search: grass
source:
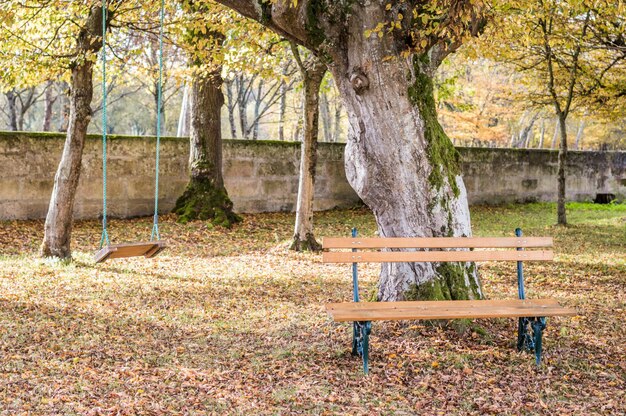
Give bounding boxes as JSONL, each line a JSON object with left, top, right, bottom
{"left": 0, "top": 202, "right": 624, "bottom": 415}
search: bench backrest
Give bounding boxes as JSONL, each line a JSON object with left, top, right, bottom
{"left": 323, "top": 237, "right": 553, "bottom": 263}
{"left": 323, "top": 229, "right": 552, "bottom": 302}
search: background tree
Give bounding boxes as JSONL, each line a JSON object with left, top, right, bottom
{"left": 173, "top": 2, "right": 241, "bottom": 227}
{"left": 289, "top": 43, "right": 326, "bottom": 251}
{"left": 477, "top": 0, "right": 626, "bottom": 224}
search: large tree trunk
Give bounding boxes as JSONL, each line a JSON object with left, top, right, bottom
{"left": 330, "top": 58, "right": 480, "bottom": 301}
{"left": 290, "top": 45, "right": 325, "bottom": 251}
{"left": 173, "top": 47, "right": 240, "bottom": 227}
{"left": 41, "top": 6, "right": 106, "bottom": 259}
{"left": 213, "top": 0, "right": 483, "bottom": 301}
{"left": 557, "top": 115, "right": 568, "bottom": 225}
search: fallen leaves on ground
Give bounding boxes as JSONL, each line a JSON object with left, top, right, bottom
{"left": 0, "top": 203, "right": 624, "bottom": 415}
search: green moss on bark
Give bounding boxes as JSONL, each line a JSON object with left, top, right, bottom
{"left": 290, "top": 232, "right": 322, "bottom": 252}
{"left": 407, "top": 55, "right": 460, "bottom": 196}
{"left": 173, "top": 179, "right": 241, "bottom": 227}
{"left": 404, "top": 262, "right": 482, "bottom": 301}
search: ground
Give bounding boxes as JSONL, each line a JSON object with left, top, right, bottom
{"left": 0, "top": 203, "right": 624, "bottom": 415}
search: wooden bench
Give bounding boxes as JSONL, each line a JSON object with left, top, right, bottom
{"left": 323, "top": 228, "right": 577, "bottom": 374}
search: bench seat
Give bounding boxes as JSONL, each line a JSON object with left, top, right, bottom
{"left": 326, "top": 298, "right": 577, "bottom": 322}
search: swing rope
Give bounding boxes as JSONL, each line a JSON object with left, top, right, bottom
{"left": 100, "top": 2, "right": 110, "bottom": 249}
{"left": 151, "top": 0, "right": 165, "bottom": 242}
{"left": 99, "top": 0, "right": 165, "bottom": 248}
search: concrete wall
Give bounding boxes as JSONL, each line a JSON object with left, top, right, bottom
{"left": 459, "top": 147, "right": 626, "bottom": 204}
{"left": 0, "top": 132, "right": 624, "bottom": 220}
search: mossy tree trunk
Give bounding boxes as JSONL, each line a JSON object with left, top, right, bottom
{"left": 290, "top": 43, "right": 326, "bottom": 252}
{"left": 41, "top": 6, "right": 108, "bottom": 259}
{"left": 213, "top": 0, "right": 484, "bottom": 301}
{"left": 174, "top": 33, "right": 240, "bottom": 227}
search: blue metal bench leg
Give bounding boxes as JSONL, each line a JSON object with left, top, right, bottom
{"left": 518, "top": 316, "right": 546, "bottom": 366}
{"left": 531, "top": 317, "right": 546, "bottom": 366}
{"left": 352, "top": 321, "right": 372, "bottom": 374}
{"left": 517, "top": 317, "right": 533, "bottom": 352}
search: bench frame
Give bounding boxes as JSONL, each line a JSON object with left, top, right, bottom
{"left": 327, "top": 228, "right": 568, "bottom": 374}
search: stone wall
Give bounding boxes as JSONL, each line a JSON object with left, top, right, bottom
{"left": 0, "top": 132, "right": 624, "bottom": 220}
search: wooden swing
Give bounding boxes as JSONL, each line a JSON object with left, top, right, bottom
{"left": 94, "top": 1, "right": 167, "bottom": 264}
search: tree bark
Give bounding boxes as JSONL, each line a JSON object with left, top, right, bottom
{"left": 173, "top": 37, "right": 240, "bottom": 227}
{"left": 213, "top": 0, "right": 484, "bottom": 301}
{"left": 41, "top": 6, "right": 107, "bottom": 259}
{"left": 290, "top": 44, "right": 325, "bottom": 251}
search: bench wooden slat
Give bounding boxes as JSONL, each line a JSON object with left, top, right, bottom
{"left": 322, "top": 250, "right": 554, "bottom": 263}
{"left": 323, "top": 237, "right": 553, "bottom": 249}
{"left": 326, "top": 299, "right": 577, "bottom": 322}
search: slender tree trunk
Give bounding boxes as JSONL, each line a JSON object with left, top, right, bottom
{"left": 574, "top": 118, "right": 585, "bottom": 150}
{"left": 293, "top": 93, "right": 303, "bottom": 141}
{"left": 224, "top": 78, "right": 238, "bottom": 138}
{"left": 17, "top": 108, "right": 25, "bottom": 131}
{"left": 551, "top": 117, "right": 559, "bottom": 149}
{"left": 252, "top": 79, "right": 263, "bottom": 140}
{"left": 6, "top": 90, "right": 18, "bottom": 131}
{"left": 278, "top": 69, "right": 288, "bottom": 141}
{"left": 319, "top": 90, "right": 332, "bottom": 142}
{"left": 177, "top": 84, "right": 190, "bottom": 137}
{"left": 557, "top": 115, "right": 568, "bottom": 225}
{"left": 41, "top": 6, "right": 106, "bottom": 259}
{"left": 58, "top": 82, "right": 70, "bottom": 132}
{"left": 290, "top": 45, "right": 325, "bottom": 251}
{"left": 43, "top": 82, "right": 57, "bottom": 132}
{"left": 538, "top": 119, "right": 545, "bottom": 148}
{"left": 236, "top": 75, "right": 249, "bottom": 139}
{"left": 173, "top": 36, "right": 240, "bottom": 227}
{"left": 332, "top": 100, "right": 342, "bottom": 142}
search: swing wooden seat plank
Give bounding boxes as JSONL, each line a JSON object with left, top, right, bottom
{"left": 323, "top": 228, "right": 577, "bottom": 374}
{"left": 94, "top": 240, "right": 167, "bottom": 263}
